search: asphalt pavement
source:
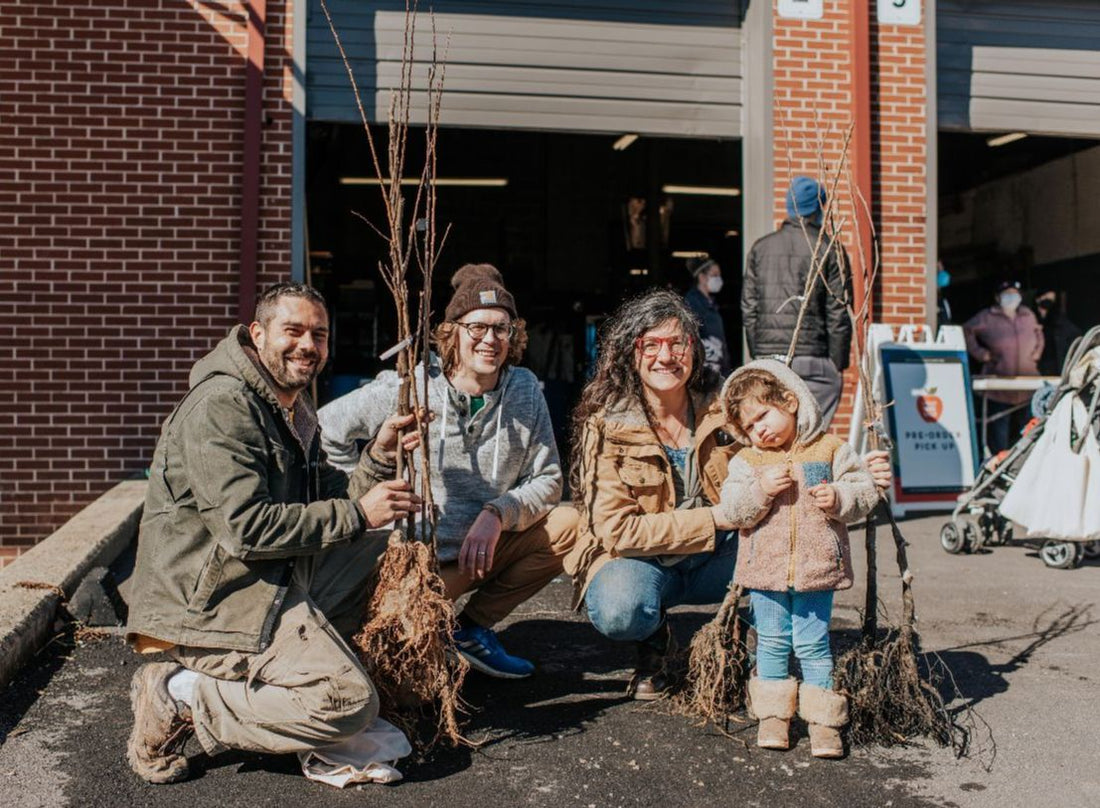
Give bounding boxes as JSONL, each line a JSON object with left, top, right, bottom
{"left": 1, "top": 513, "right": 1098, "bottom": 808}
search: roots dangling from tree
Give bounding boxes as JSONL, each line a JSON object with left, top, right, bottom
{"left": 351, "top": 532, "right": 470, "bottom": 748}
{"left": 834, "top": 505, "right": 970, "bottom": 755}
{"left": 835, "top": 626, "right": 963, "bottom": 752}
{"left": 672, "top": 584, "right": 751, "bottom": 733}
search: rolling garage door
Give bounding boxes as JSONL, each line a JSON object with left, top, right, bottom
{"left": 939, "top": 0, "right": 1100, "bottom": 138}
{"left": 307, "top": 0, "right": 742, "bottom": 138}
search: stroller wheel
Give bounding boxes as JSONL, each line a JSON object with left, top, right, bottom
{"left": 1039, "top": 540, "right": 1084, "bottom": 570}
{"left": 940, "top": 522, "right": 966, "bottom": 554}
{"left": 1084, "top": 540, "right": 1100, "bottom": 560}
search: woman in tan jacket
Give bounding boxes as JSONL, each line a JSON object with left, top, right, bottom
{"left": 565, "top": 289, "right": 891, "bottom": 702}
{"left": 565, "top": 289, "right": 737, "bottom": 700}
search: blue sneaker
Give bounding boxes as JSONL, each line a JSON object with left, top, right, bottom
{"left": 453, "top": 624, "right": 535, "bottom": 679}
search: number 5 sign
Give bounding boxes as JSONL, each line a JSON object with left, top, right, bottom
{"left": 877, "top": 0, "right": 921, "bottom": 26}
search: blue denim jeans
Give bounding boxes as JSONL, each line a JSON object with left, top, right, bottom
{"left": 749, "top": 588, "right": 835, "bottom": 689}
{"left": 585, "top": 532, "right": 738, "bottom": 642}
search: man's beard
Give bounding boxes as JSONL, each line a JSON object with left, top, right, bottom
{"left": 262, "top": 347, "right": 323, "bottom": 394}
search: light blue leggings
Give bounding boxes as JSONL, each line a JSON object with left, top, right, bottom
{"left": 749, "top": 588, "right": 835, "bottom": 689}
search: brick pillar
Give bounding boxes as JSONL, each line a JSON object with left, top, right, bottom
{"left": 0, "top": 1, "right": 296, "bottom": 563}
{"left": 767, "top": 1, "right": 929, "bottom": 434}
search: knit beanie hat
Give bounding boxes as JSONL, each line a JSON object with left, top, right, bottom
{"left": 785, "top": 176, "right": 826, "bottom": 219}
{"left": 686, "top": 257, "right": 717, "bottom": 278}
{"left": 443, "top": 263, "right": 517, "bottom": 321}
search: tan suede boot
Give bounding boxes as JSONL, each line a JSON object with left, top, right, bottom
{"left": 798, "top": 683, "right": 848, "bottom": 759}
{"left": 747, "top": 677, "right": 798, "bottom": 750}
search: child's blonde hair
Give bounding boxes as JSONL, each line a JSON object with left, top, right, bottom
{"left": 722, "top": 368, "right": 798, "bottom": 429}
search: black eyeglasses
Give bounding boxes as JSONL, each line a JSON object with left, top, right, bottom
{"left": 456, "top": 321, "right": 515, "bottom": 341}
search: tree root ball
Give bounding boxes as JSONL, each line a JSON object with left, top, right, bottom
{"left": 352, "top": 532, "right": 470, "bottom": 748}
{"left": 835, "top": 629, "right": 967, "bottom": 754}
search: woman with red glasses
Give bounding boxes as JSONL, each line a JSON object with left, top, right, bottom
{"left": 563, "top": 289, "right": 740, "bottom": 699}
{"left": 564, "top": 289, "right": 890, "bottom": 700}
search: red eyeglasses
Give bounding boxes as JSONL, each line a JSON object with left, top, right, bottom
{"left": 634, "top": 335, "right": 693, "bottom": 359}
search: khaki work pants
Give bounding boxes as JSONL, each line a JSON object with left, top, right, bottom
{"left": 440, "top": 504, "right": 579, "bottom": 627}
{"left": 170, "top": 530, "right": 390, "bottom": 756}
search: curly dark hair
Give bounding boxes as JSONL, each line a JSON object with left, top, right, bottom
{"left": 431, "top": 318, "right": 529, "bottom": 377}
{"left": 568, "top": 288, "right": 717, "bottom": 498}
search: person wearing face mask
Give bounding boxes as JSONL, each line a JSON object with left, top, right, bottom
{"left": 1034, "top": 287, "right": 1082, "bottom": 377}
{"left": 963, "top": 280, "right": 1044, "bottom": 454}
{"left": 742, "top": 176, "right": 852, "bottom": 429}
{"left": 684, "top": 256, "right": 733, "bottom": 377}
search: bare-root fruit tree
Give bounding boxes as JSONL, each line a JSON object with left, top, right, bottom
{"left": 320, "top": 0, "right": 468, "bottom": 749}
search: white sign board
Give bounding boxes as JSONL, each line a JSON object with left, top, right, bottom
{"left": 881, "top": 346, "right": 979, "bottom": 506}
{"left": 778, "top": 0, "right": 824, "bottom": 21}
{"left": 877, "top": 0, "right": 921, "bottom": 26}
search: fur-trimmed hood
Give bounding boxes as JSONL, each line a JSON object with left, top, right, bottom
{"left": 720, "top": 358, "right": 824, "bottom": 446}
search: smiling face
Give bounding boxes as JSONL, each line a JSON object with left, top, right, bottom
{"left": 249, "top": 295, "right": 329, "bottom": 404}
{"left": 737, "top": 394, "right": 799, "bottom": 451}
{"left": 455, "top": 307, "right": 512, "bottom": 382}
{"left": 634, "top": 318, "right": 694, "bottom": 397}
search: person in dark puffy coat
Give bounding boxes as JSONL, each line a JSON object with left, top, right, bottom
{"left": 742, "top": 177, "right": 852, "bottom": 428}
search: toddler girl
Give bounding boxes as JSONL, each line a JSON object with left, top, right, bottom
{"left": 718, "top": 359, "right": 879, "bottom": 758}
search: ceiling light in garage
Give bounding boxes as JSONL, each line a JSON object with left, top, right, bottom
{"left": 986, "top": 132, "right": 1028, "bottom": 148}
{"left": 662, "top": 185, "right": 741, "bottom": 197}
{"left": 725, "top": 230, "right": 739, "bottom": 238}
{"left": 612, "top": 134, "right": 639, "bottom": 151}
{"left": 339, "top": 177, "right": 509, "bottom": 187}
{"left": 671, "top": 251, "right": 710, "bottom": 259}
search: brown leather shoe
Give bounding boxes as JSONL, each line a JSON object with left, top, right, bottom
{"left": 127, "top": 662, "right": 194, "bottom": 784}
{"left": 627, "top": 622, "right": 674, "bottom": 701}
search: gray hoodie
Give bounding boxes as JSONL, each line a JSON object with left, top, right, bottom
{"left": 318, "top": 357, "right": 562, "bottom": 561}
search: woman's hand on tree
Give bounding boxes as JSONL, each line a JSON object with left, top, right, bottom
{"left": 459, "top": 509, "right": 503, "bottom": 580}
{"left": 863, "top": 449, "right": 892, "bottom": 492}
{"left": 357, "top": 479, "right": 421, "bottom": 528}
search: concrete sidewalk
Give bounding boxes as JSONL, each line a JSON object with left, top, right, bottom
{"left": 1, "top": 512, "right": 1098, "bottom": 808}
{"left": 0, "top": 481, "right": 145, "bottom": 689}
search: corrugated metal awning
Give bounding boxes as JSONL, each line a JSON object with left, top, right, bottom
{"left": 939, "top": 0, "right": 1100, "bottom": 138}
{"left": 308, "top": 0, "right": 742, "bottom": 138}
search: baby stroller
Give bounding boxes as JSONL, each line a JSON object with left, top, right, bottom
{"left": 940, "top": 325, "right": 1100, "bottom": 569}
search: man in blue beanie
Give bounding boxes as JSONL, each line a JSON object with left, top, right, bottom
{"left": 741, "top": 176, "right": 852, "bottom": 428}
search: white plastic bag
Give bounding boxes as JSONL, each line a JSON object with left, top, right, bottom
{"left": 298, "top": 717, "right": 412, "bottom": 789}
{"left": 1000, "top": 393, "right": 1098, "bottom": 539}
{"left": 1081, "top": 425, "right": 1100, "bottom": 539}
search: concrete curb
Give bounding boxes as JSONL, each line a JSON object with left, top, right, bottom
{"left": 0, "top": 480, "right": 146, "bottom": 690}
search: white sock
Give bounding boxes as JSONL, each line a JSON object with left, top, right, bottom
{"left": 167, "top": 668, "right": 199, "bottom": 707}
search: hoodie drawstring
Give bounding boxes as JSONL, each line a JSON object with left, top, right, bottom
{"left": 492, "top": 398, "right": 504, "bottom": 482}
{"left": 438, "top": 386, "right": 448, "bottom": 472}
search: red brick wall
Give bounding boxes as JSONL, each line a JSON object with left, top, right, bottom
{"left": 0, "top": 1, "right": 295, "bottom": 564}
{"left": 770, "top": 1, "right": 928, "bottom": 434}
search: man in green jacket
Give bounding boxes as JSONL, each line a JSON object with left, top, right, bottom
{"left": 125, "top": 283, "right": 420, "bottom": 784}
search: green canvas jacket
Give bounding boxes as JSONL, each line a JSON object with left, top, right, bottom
{"left": 126, "top": 326, "right": 366, "bottom": 653}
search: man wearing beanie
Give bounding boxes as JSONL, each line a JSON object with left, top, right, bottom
{"left": 742, "top": 176, "right": 852, "bottom": 428}
{"left": 319, "top": 263, "right": 577, "bottom": 679}
{"left": 684, "top": 256, "right": 732, "bottom": 377}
